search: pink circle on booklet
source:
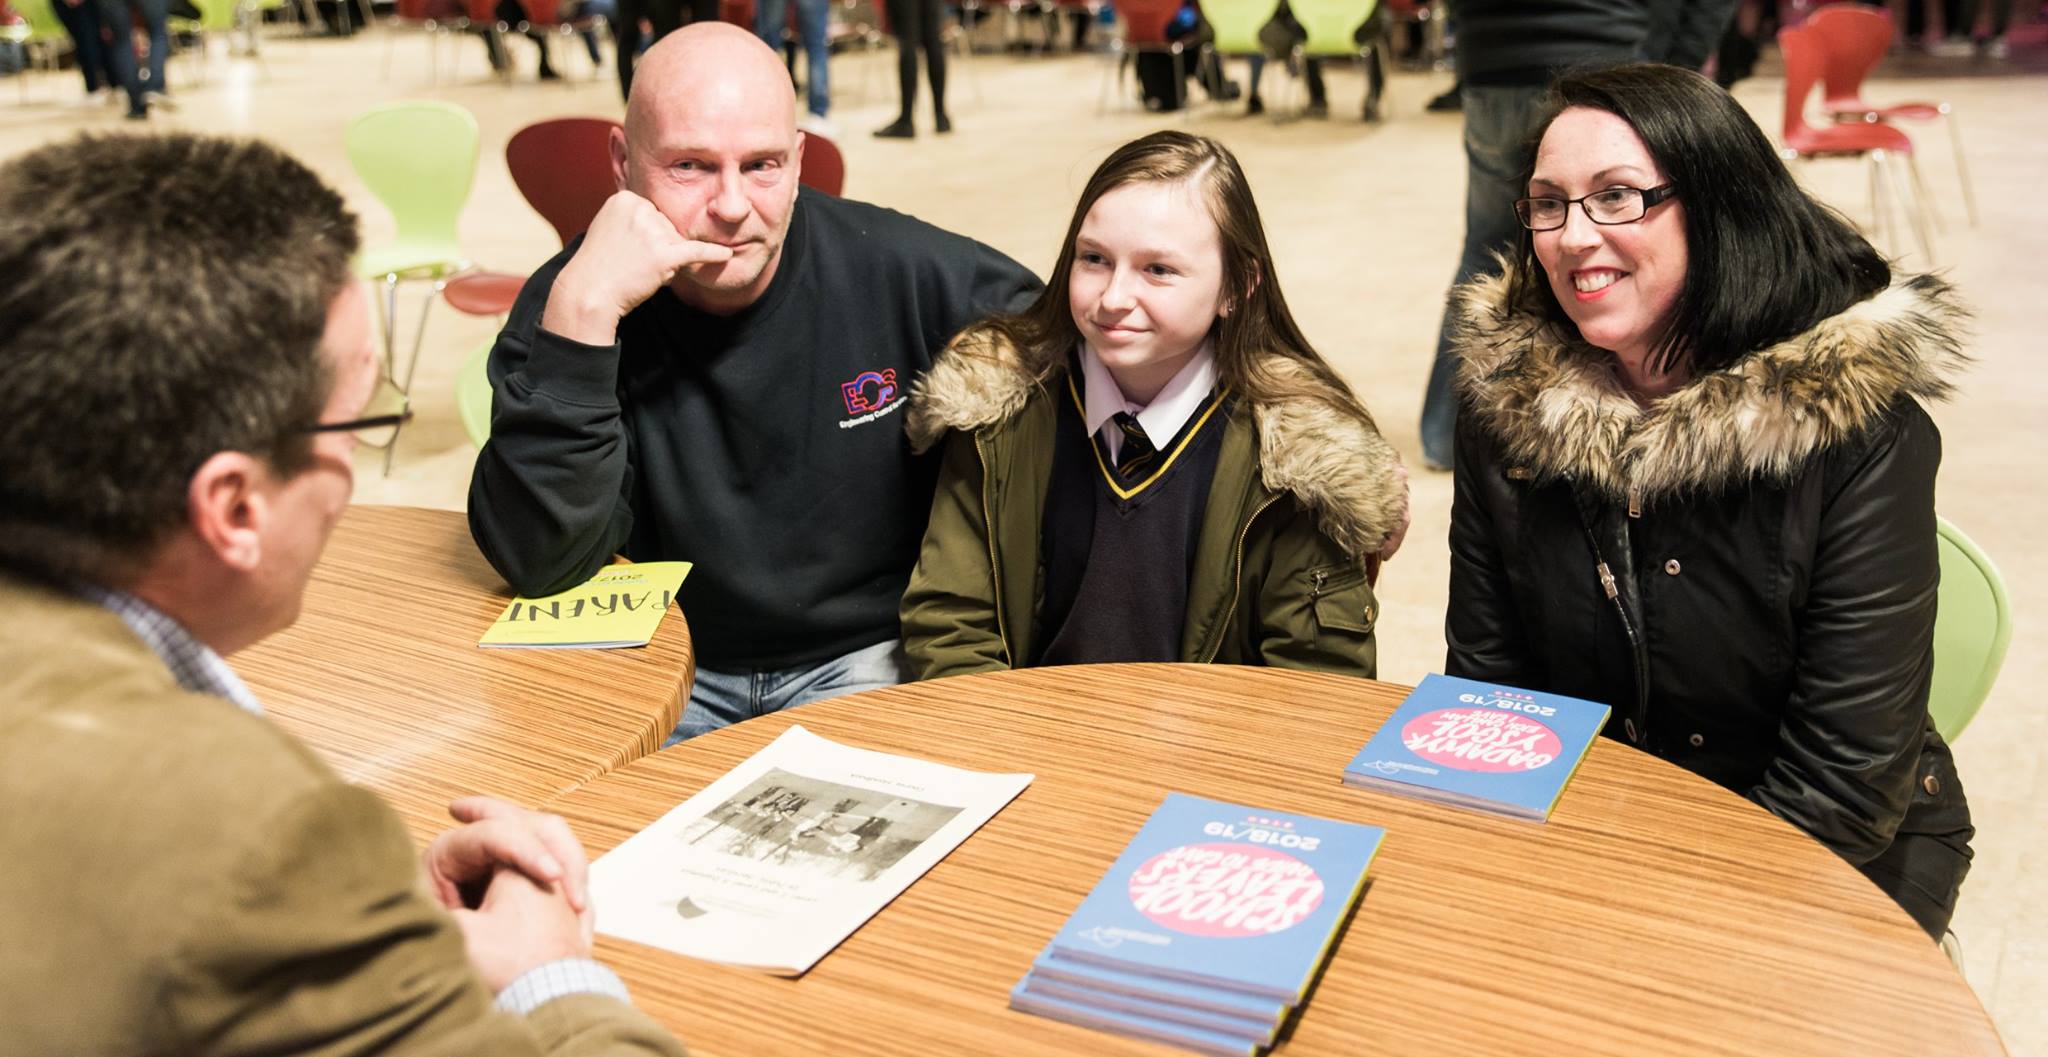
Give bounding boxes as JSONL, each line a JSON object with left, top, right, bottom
{"left": 1401, "top": 707, "right": 1564, "bottom": 773}
{"left": 1126, "top": 842, "right": 1326, "bottom": 938}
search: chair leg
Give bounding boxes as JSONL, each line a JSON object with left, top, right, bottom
{"left": 399, "top": 278, "right": 443, "bottom": 398}
{"left": 377, "top": 273, "right": 401, "bottom": 379}
{"left": 1943, "top": 109, "right": 1978, "bottom": 226}
{"left": 1879, "top": 151, "right": 1934, "bottom": 265}
{"left": 1098, "top": 45, "right": 1119, "bottom": 114}
{"left": 1865, "top": 152, "right": 1893, "bottom": 255}
{"left": 1901, "top": 152, "right": 1940, "bottom": 264}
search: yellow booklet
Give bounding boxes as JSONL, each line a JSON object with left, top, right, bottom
{"left": 478, "top": 561, "right": 692, "bottom": 649}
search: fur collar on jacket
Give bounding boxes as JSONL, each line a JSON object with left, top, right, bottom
{"left": 906, "top": 331, "right": 1408, "bottom": 558}
{"left": 1452, "top": 271, "right": 1970, "bottom": 500}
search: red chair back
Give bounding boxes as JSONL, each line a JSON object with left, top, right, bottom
{"left": 1115, "top": 0, "right": 1179, "bottom": 45}
{"left": 506, "top": 117, "right": 623, "bottom": 245}
{"left": 517, "top": 0, "right": 561, "bottom": 26}
{"left": 463, "top": 0, "right": 496, "bottom": 23}
{"left": 1777, "top": 24, "right": 1823, "bottom": 141}
{"left": 798, "top": 131, "right": 845, "bottom": 196}
{"left": 720, "top": 0, "right": 753, "bottom": 25}
{"left": 1804, "top": 4, "right": 1890, "bottom": 110}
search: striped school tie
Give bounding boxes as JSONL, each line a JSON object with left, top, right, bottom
{"left": 1111, "top": 412, "right": 1156, "bottom": 479}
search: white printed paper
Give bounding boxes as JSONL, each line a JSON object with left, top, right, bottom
{"left": 589, "top": 725, "right": 1033, "bottom": 975}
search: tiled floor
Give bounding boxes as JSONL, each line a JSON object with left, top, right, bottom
{"left": 4, "top": 20, "right": 2042, "bottom": 1052}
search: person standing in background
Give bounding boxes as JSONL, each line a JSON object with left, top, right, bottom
{"left": 1416, "top": 0, "right": 1651, "bottom": 470}
{"left": 94, "top": 0, "right": 171, "bottom": 119}
{"left": 873, "top": 0, "right": 948, "bottom": 138}
{"left": 49, "top": 0, "right": 123, "bottom": 104}
{"left": 755, "top": 0, "right": 834, "bottom": 133}
{"left": 613, "top": 0, "right": 715, "bottom": 100}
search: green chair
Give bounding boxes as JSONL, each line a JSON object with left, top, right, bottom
{"left": 346, "top": 100, "right": 480, "bottom": 405}
{"left": 167, "top": 0, "right": 251, "bottom": 84}
{"left": 5, "top": 0, "right": 74, "bottom": 102}
{"left": 456, "top": 339, "right": 493, "bottom": 448}
{"left": 1929, "top": 517, "right": 2011, "bottom": 742}
{"left": 1287, "top": 0, "right": 1385, "bottom": 119}
{"left": 1199, "top": 0, "right": 1275, "bottom": 111}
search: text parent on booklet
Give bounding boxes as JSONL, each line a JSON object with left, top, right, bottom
{"left": 900, "top": 131, "right": 1407, "bottom": 679}
{"left": 468, "top": 24, "right": 1040, "bottom": 740}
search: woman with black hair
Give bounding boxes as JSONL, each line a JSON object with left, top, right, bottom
{"left": 1446, "top": 63, "right": 1974, "bottom": 940}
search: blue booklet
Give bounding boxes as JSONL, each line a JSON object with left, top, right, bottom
{"left": 1018, "top": 970, "right": 1279, "bottom": 1044}
{"left": 1044, "top": 793, "right": 1385, "bottom": 1003}
{"left": 1342, "top": 673, "right": 1611, "bottom": 822}
{"left": 1028, "top": 951, "right": 1285, "bottom": 1031}
{"left": 1010, "top": 978, "right": 1263, "bottom": 1057}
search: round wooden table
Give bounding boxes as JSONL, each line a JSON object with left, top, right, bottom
{"left": 236, "top": 504, "right": 695, "bottom": 845}
{"left": 548, "top": 664, "right": 2005, "bottom": 1057}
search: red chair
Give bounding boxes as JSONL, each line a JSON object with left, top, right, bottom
{"left": 506, "top": 116, "right": 622, "bottom": 242}
{"left": 444, "top": 116, "right": 623, "bottom": 319}
{"left": 1098, "top": 0, "right": 1189, "bottom": 114}
{"left": 1778, "top": 23, "right": 1935, "bottom": 262}
{"left": 1805, "top": 3, "right": 1976, "bottom": 225}
{"left": 798, "top": 130, "right": 846, "bottom": 196}
{"left": 381, "top": 0, "right": 468, "bottom": 84}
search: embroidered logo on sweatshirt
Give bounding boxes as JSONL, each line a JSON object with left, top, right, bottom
{"left": 838, "top": 369, "right": 906, "bottom": 429}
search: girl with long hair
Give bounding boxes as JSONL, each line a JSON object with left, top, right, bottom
{"left": 901, "top": 130, "right": 1409, "bottom": 678}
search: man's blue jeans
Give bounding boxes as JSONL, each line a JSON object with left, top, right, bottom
{"left": 666, "top": 638, "right": 910, "bottom": 744}
{"left": 95, "top": 0, "right": 170, "bottom": 116}
{"left": 754, "top": 0, "right": 830, "bottom": 117}
{"left": 1420, "top": 83, "right": 1550, "bottom": 469}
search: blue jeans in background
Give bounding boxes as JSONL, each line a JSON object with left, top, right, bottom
{"left": 1420, "top": 83, "right": 1549, "bottom": 469}
{"left": 754, "top": 0, "right": 830, "bottom": 117}
{"left": 94, "top": 0, "right": 169, "bottom": 116}
{"left": 667, "top": 638, "right": 910, "bottom": 744}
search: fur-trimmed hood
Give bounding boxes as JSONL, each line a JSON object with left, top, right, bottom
{"left": 906, "top": 331, "right": 1408, "bottom": 558}
{"left": 1451, "top": 272, "right": 1970, "bottom": 500}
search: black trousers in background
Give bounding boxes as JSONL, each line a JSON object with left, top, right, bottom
{"left": 883, "top": 0, "right": 945, "bottom": 122}
{"left": 613, "top": 0, "right": 713, "bottom": 100}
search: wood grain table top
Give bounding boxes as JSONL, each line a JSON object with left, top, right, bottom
{"left": 235, "top": 504, "right": 695, "bottom": 845}
{"left": 547, "top": 664, "right": 2005, "bottom": 1057}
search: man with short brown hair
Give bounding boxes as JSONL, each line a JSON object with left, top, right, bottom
{"left": 0, "top": 132, "right": 686, "bottom": 1057}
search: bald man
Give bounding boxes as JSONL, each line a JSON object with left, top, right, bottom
{"left": 470, "top": 25, "right": 1040, "bottom": 741}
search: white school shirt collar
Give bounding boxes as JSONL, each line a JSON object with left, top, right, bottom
{"left": 1078, "top": 340, "right": 1219, "bottom": 463}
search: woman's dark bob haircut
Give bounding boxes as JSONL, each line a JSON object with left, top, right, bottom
{"left": 1505, "top": 63, "right": 1891, "bottom": 379}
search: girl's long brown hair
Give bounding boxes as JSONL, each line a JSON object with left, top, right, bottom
{"left": 969, "top": 130, "right": 1374, "bottom": 426}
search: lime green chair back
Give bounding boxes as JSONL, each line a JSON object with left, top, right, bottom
{"left": 1928, "top": 517, "right": 2011, "bottom": 742}
{"left": 195, "top": 0, "right": 240, "bottom": 31}
{"left": 1202, "top": 0, "right": 1276, "bottom": 55}
{"left": 456, "top": 339, "right": 493, "bottom": 447}
{"left": 346, "top": 100, "right": 480, "bottom": 279}
{"left": 1291, "top": 0, "right": 1374, "bottom": 56}
{"left": 10, "top": 0, "right": 69, "bottom": 42}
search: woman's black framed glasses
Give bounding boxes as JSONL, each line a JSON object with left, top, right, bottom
{"left": 1514, "top": 184, "right": 1680, "bottom": 231}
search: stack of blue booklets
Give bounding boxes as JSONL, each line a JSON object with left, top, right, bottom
{"left": 1342, "top": 673, "right": 1612, "bottom": 822}
{"left": 1009, "top": 793, "right": 1386, "bottom": 1055}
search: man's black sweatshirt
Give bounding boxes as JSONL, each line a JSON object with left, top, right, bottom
{"left": 468, "top": 187, "right": 1041, "bottom": 670}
